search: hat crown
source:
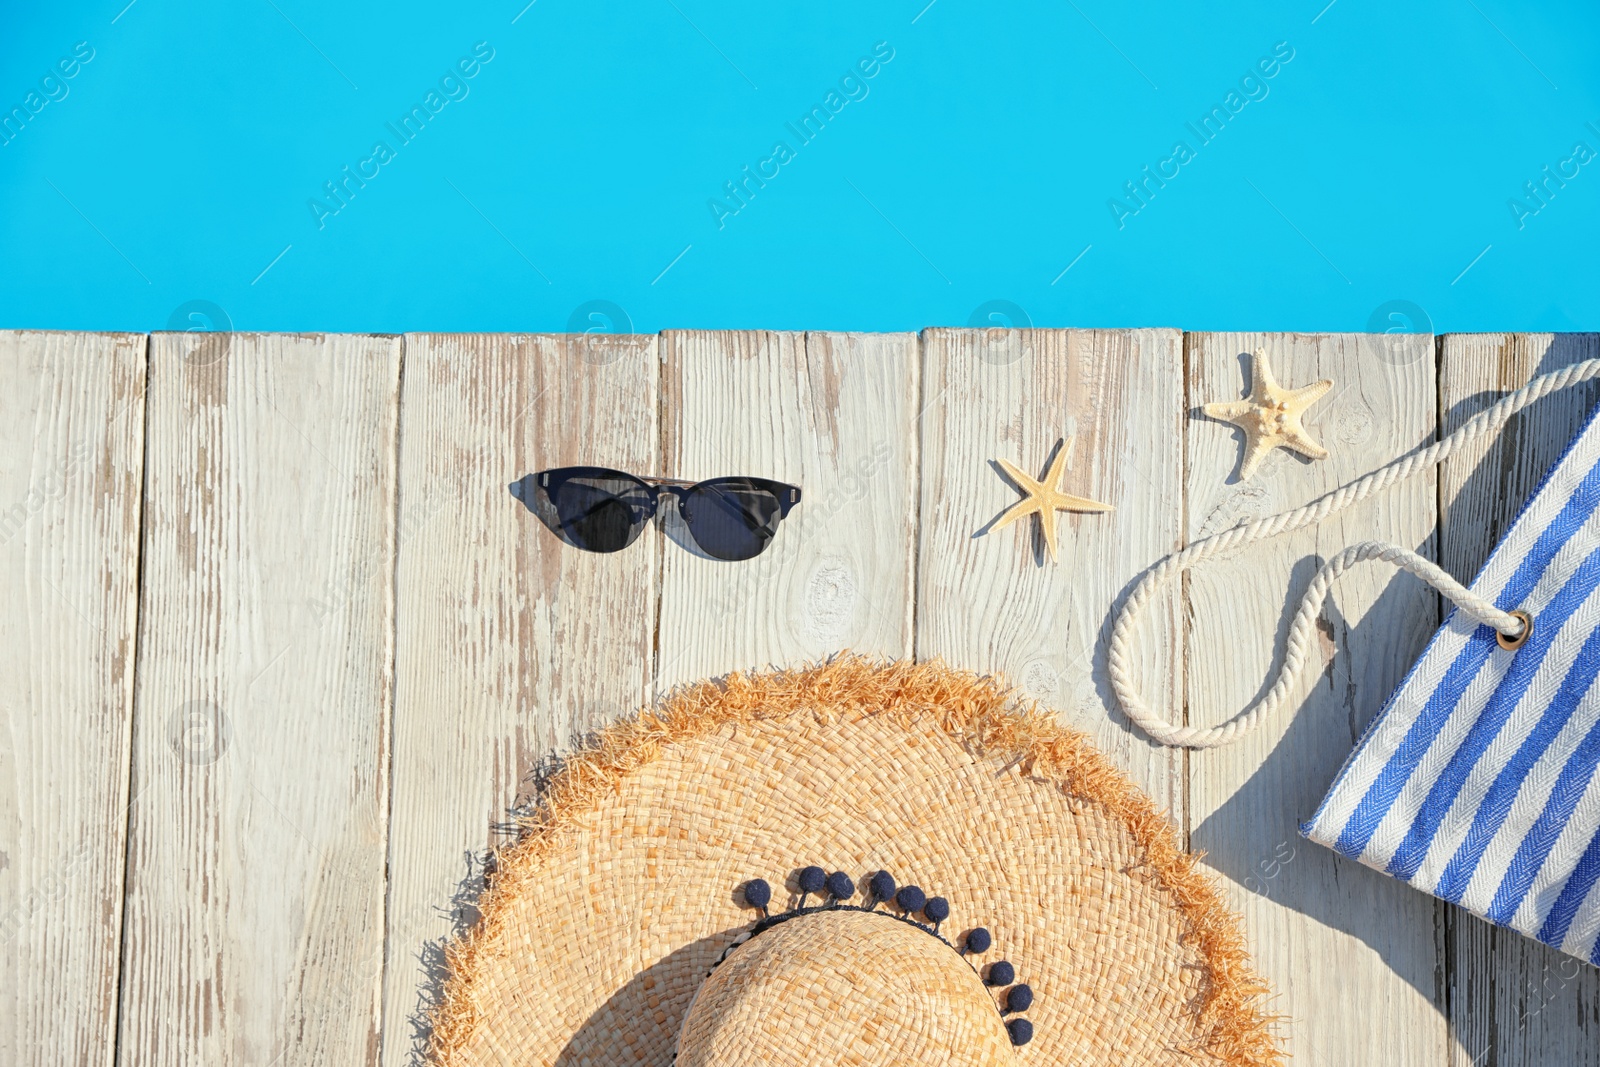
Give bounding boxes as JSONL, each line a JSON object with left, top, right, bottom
{"left": 675, "top": 909, "right": 1015, "bottom": 1065}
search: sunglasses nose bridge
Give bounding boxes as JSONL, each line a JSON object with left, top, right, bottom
{"left": 639, "top": 484, "right": 666, "bottom": 517}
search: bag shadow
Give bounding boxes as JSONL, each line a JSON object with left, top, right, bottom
{"left": 1190, "top": 335, "right": 1600, "bottom": 1049}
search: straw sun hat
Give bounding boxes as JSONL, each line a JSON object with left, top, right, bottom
{"left": 429, "top": 657, "right": 1281, "bottom": 1065}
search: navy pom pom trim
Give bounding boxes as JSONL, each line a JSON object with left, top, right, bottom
{"left": 729, "top": 867, "right": 1036, "bottom": 1042}
{"left": 1006, "top": 983, "right": 1033, "bottom": 1013}
{"left": 797, "top": 865, "right": 827, "bottom": 894}
{"left": 743, "top": 878, "right": 771, "bottom": 912}
{"left": 895, "top": 884, "right": 927, "bottom": 915}
{"left": 868, "top": 870, "right": 896, "bottom": 908}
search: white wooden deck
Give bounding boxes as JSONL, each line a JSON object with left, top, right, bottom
{"left": 1, "top": 328, "right": 1597, "bottom": 1066}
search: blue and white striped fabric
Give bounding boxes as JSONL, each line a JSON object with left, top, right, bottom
{"left": 1305, "top": 405, "right": 1600, "bottom": 966}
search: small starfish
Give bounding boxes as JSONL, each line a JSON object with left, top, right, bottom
{"left": 991, "top": 437, "right": 1113, "bottom": 563}
{"left": 1203, "top": 350, "right": 1333, "bottom": 481}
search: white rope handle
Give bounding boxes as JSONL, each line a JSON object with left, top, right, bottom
{"left": 1108, "top": 356, "right": 1600, "bottom": 749}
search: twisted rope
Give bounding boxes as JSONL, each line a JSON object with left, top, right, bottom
{"left": 1108, "top": 356, "right": 1600, "bottom": 749}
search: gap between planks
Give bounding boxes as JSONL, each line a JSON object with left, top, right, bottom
{"left": 8, "top": 331, "right": 1592, "bottom": 1067}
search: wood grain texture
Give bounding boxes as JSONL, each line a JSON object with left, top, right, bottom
{"left": 118, "top": 333, "right": 400, "bottom": 1067}
{"left": 914, "top": 328, "right": 1185, "bottom": 812}
{"left": 382, "top": 334, "right": 659, "bottom": 1067}
{"left": 0, "top": 331, "right": 145, "bottom": 1067}
{"left": 9, "top": 328, "right": 1600, "bottom": 1066}
{"left": 654, "top": 332, "right": 919, "bottom": 691}
{"left": 1185, "top": 333, "right": 1447, "bottom": 1065}
{"left": 1439, "top": 333, "right": 1600, "bottom": 1067}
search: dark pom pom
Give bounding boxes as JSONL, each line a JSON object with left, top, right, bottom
{"left": 868, "top": 870, "right": 896, "bottom": 903}
{"left": 923, "top": 896, "right": 950, "bottom": 923}
{"left": 742, "top": 879, "right": 771, "bottom": 909}
{"left": 797, "top": 866, "right": 827, "bottom": 894}
{"left": 1007, "top": 1018, "right": 1034, "bottom": 1046}
{"left": 1006, "top": 984, "right": 1034, "bottom": 1013}
{"left": 896, "top": 885, "right": 926, "bottom": 914}
{"left": 965, "top": 927, "right": 992, "bottom": 954}
{"left": 825, "top": 871, "right": 855, "bottom": 900}
{"left": 987, "top": 960, "right": 1015, "bottom": 986}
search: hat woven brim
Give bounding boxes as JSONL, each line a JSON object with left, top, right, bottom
{"left": 429, "top": 656, "right": 1281, "bottom": 1066}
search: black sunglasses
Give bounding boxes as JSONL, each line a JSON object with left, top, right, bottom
{"left": 513, "top": 467, "right": 802, "bottom": 561}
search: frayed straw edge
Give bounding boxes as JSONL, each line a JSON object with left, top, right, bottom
{"left": 426, "top": 653, "right": 1284, "bottom": 1067}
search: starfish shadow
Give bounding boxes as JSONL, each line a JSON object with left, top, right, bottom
{"left": 1192, "top": 403, "right": 1321, "bottom": 486}
{"left": 972, "top": 438, "right": 1069, "bottom": 567}
{"left": 1196, "top": 351, "right": 1325, "bottom": 485}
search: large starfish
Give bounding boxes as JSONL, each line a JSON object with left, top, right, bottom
{"left": 1203, "top": 350, "right": 1333, "bottom": 481}
{"left": 991, "top": 437, "right": 1113, "bottom": 563}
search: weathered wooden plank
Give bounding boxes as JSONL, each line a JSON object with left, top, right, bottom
{"left": 382, "top": 333, "right": 659, "bottom": 1067}
{"left": 1185, "top": 332, "right": 1446, "bottom": 1064}
{"left": 653, "top": 331, "right": 918, "bottom": 690}
{"left": 0, "top": 331, "right": 145, "bottom": 1067}
{"left": 118, "top": 333, "right": 399, "bottom": 1066}
{"left": 1184, "top": 329, "right": 1446, "bottom": 1062}
{"left": 915, "top": 328, "right": 1184, "bottom": 812}
{"left": 1439, "top": 333, "right": 1600, "bottom": 1067}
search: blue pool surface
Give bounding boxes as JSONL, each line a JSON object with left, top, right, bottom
{"left": 1, "top": 1, "right": 1597, "bottom": 333}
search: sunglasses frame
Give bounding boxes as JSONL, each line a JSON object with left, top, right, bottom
{"left": 524, "top": 466, "right": 802, "bottom": 558}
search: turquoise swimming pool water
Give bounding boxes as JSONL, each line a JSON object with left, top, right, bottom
{"left": 1, "top": 1, "right": 1596, "bottom": 332}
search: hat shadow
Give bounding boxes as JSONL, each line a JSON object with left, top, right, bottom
{"left": 1190, "top": 335, "right": 1600, "bottom": 1051}
{"left": 400, "top": 847, "right": 497, "bottom": 1067}
{"left": 554, "top": 933, "right": 730, "bottom": 1066}
{"left": 395, "top": 733, "right": 753, "bottom": 1067}
{"left": 398, "top": 838, "right": 740, "bottom": 1066}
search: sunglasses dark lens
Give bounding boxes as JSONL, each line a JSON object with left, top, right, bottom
{"left": 547, "top": 473, "right": 652, "bottom": 553}
{"left": 680, "top": 480, "right": 784, "bottom": 561}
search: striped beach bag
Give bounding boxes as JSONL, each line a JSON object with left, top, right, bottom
{"left": 1107, "top": 358, "right": 1600, "bottom": 965}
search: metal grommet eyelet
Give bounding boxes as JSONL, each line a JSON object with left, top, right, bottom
{"left": 1497, "top": 609, "right": 1534, "bottom": 651}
